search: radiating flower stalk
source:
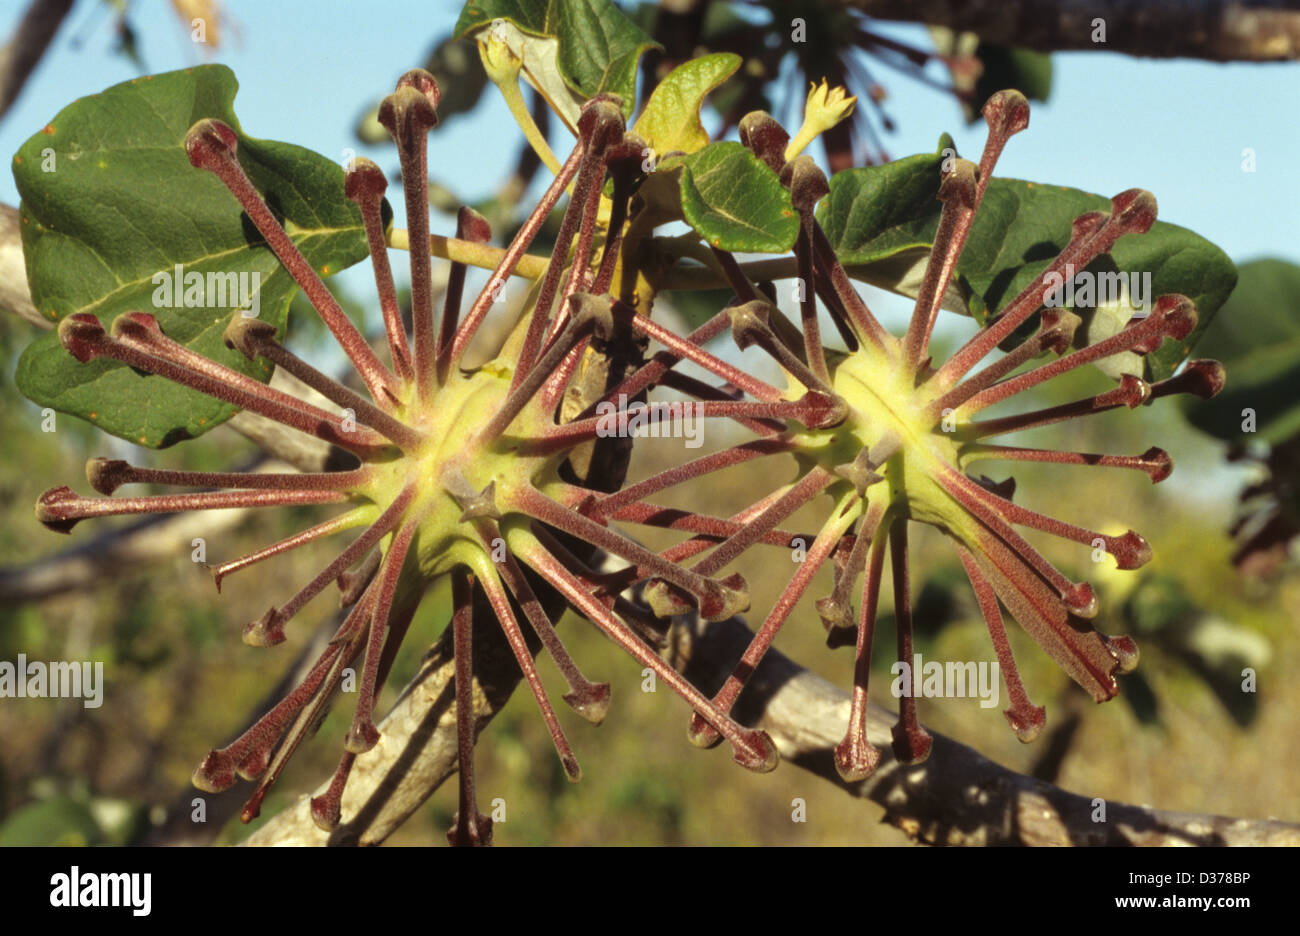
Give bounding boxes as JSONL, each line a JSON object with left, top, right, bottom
{"left": 33, "top": 69, "right": 792, "bottom": 846}
{"left": 567, "top": 90, "right": 1225, "bottom": 781}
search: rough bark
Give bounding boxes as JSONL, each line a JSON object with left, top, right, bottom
{"left": 842, "top": 0, "right": 1300, "bottom": 61}
{"left": 247, "top": 612, "right": 1300, "bottom": 846}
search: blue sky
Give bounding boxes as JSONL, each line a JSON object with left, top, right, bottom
{"left": 1, "top": 0, "right": 1295, "bottom": 269}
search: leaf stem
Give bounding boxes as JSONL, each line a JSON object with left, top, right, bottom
{"left": 385, "top": 228, "right": 550, "bottom": 281}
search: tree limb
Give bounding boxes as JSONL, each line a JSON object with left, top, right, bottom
{"left": 245, "top": 611, "right": 1300, "bottom": 846}
{"left": 0, "top": 0, "right": 75, "bottom": 123}
{"left": 672, "top": 616, "right": 1300, "bottom": 846}
{"left": 0, "top": 203, "right": 48, "bottom": 328}
{"left": 223, "top": 369, "right": 363, "bottom": 473}
{"left": 842, "top": 0, "right": 1300, "bottom": 61}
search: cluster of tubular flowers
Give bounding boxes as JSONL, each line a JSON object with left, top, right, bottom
{"left": 32, "top": 65, "right": 1225, "bottom": 844}
{"left": 33, "top": 70, "right": 796, "bottom": 846}
{"left": 570, "top": 90, "right": 1225, "bottom": 780}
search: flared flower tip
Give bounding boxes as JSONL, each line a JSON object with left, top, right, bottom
{"left": 457, "top": 205, "right": 493, "bottom": 244}
{"left": 563, "top": 682, "right": 612, "bottom": 726}
{"left": 110, "top": 310, "right": 166, "bottom": 342}
{"left": 834, "top": 732, "right": 881, "bottom": 783}
{"left": 1107, "top": 634, "right": 1140, "bottom": 674}
{"left": 85, "top": 457, "right": 130, "bottom": 495}
{"left": 1110, "top": 530, "right": 1153, "bottom": 570}
{"left": 35, "top": 486, "right": 81, "bottom": 533}
{"left": 1064, "top": 581, "right": 1099, "bottom": 618}
{"left": 184, "top": 117, "right": 239, "bottom": 171}
{"left": 566, "top": 292, "right": 616, "bottom": 341}
{"left": 1037, "top": 309, "right": 1082, "bottom": 353}
{"left": 577, "top": 96, "right": 625, "bottom": 151}
{"left": 192, "top": 749, "right": 237, "bottom": 793}
{"left": 815, "top": 594, "right": 853, "bottom": 632}
{"left": 982, "top": 88, "right": 1030, "bottom": 137}
{"left": 727, "top": 299, "right": 776, "bottom": 350}
{"left": 57, "top": 313, "right": 107, "bottom": 363}
{"left": 1114, "top": 373, "right": 1153, "bottom": 408}
{"left": 1140, "top": 447, "right": 1174, "bottom": 483}
{"left": 345, "top": 720, "right": 381, "bottom": 756}
{"left": 1071, "top": 210, "right": 1108, "bottom": 241}
{"left": 1127, "top": 293, "right": 1198, "bottom": 355}
{"left": 378, "top": 83, "right": 439, "bottom": 144}
{"left": 738, "top": 111, "right": 790, "bottom": 174}
{"left": 1004, "top": 702, "right": 1047, "bottom": 743}
{"left": 243, "top": 607, "right": 287, "bottom": 648}
{"left": 396, "top": 67, "right": 441, "bottom": 113}
{"left": 1110, "top": 188, "right": 1158, "bottom": 235}
{"left": 643, "top": 573, "right": 750, "bottom": 623}
{"left": 704, "top": 573, "right": 752, "bottom": 620}
{"left": 801, "top": 389, "right": 850, "bottom": 429}
{"left": 343, "top": 156, "right": 389, "bottom": 203}
{"left": 937, "top": 158, "right": 978, "bottom": 208}
{"left": 223, "top": 315, "right": 278, "bottom": 360}
{"left": 779, "top": 155, "right": 830, "bottom": 210}
{"left": 1161, "top": 360, "right": 1226, "bottom": 400}
{"left": 310, "top": 793, "right": 342, "bottom": 833}
{"left": 726, "top": 727, "right": 780, "bottom": 773}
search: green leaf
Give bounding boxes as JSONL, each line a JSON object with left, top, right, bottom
{"left": 13, "top": 65, "right": 371, "bottom": 448}
{"left": 1183, "top": 258, "right": 1300, "bottom": 444}
{"left": 0, "top": 797, "right": 103, "bottom": 846}
{"left": 455, "top": 0, "right": 660, "bottom": 121}
{"left": 633, "top": 53, "right": 740, "bottom": 156}
{"left": 817, "top": 149, "right": 1237, "bottom": 380}
{"left": 679, "top": 142, "right": 798, "bottom": 254}
{"left": 665, "top": 287, "right": 732, "bottom": 331}
{"left": 815, "top": 149, "right": 948, "bottom": 267}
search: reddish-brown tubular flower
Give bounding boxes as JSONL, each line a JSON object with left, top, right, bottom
{"left": 35, "top": 69, "right": 787, "bottom": 845}
{"left": 569, "top": 89, "right": 1223, "bottom": 779}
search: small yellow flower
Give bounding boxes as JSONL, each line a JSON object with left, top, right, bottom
{"left": 785, "top": 80, "right": 857, "bottom": 162}
{"left": 477, "top": 22, "right": 563, "bottom": 175}
{"left": 477, "top": 26, "right": 522, "bottom": 85}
